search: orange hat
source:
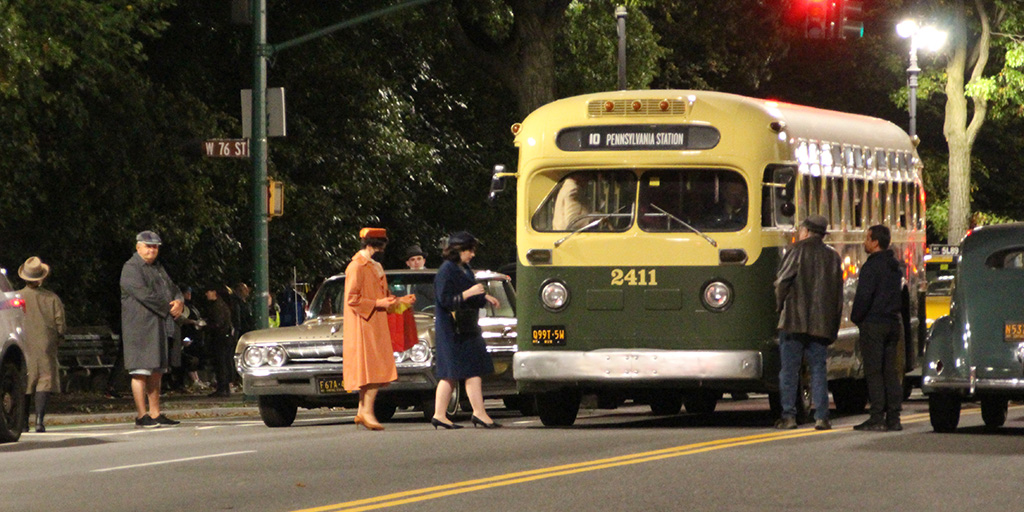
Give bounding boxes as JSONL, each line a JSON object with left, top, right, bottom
{"left": 359, "top": 227, "right": 387, "bottom": 239}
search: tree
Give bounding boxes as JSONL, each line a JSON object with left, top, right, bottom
{"left": 933, "top": 0, "right": 1023, "bottom": 241}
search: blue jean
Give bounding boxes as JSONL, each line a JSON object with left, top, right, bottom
{"left": 778, "top": 331, "right": 830, "bottom": 421}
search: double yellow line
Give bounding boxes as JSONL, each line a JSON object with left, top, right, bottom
{"left": 294, "top": 410, "right": 945, "bottom": 512}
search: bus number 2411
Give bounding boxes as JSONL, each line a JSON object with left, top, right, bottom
{"left": 610, "top": 268, "right": 658, "bottom": 286}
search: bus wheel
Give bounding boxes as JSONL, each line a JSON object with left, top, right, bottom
{"left": 928, "top": 393, "right": 961, "bottom": 433}
{"left": 536, "top": 389, "right": 580, "bottom": 427}
{"left": 649, "top": 391, "right": 684, "bottom": 415}
{"left": 980, "top": 397, "right": 1008, "bottom": 429}
{"left": 683, "top": 390, "right": 720, "bottom": 415}
{"left": 831, "top": 379, "right": 868, "bottom": 415}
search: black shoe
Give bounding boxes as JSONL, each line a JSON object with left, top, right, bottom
{"left": 886, "top": 422, "right": 903, "bottom": 431}
{"left": 814, "top": 419, "right": 832, "bottom": 431}
{"left": 774, "top": 417, "right": 798, "bottom": 430}
{"left": 135, "top": 416, "right": 161, "bottom": 429}
{"left": 430, "top": 418, "right": 463, "bottom": 430}
{"left": 153, "top": 414, "right": 180, "bottom": 426}
{"left": 853, "top": 419, "right": 887, "bottom": 431}
{"left": 471, "top": 416, "right": 503, "bottom": 429}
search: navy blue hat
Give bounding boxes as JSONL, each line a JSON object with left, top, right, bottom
{"left": 447, "top": 231, "right": 478, "bottom": 247}
{"left": 136, "top": 230, "right": 162, "bottom": 245}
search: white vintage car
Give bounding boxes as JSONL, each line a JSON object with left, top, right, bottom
{"left": 236, "top": 269, "right": 523, "bottom": 427}
{"left": 0, "top": 268, "right": 26, "bottom": 442}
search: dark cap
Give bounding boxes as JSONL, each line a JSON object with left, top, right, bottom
{"left": 447, "top": 231, "right": 479, "bottom": 247}
{"left": 136, "top": 230, "right": 162, "bottom": 245}
{"left": 801, "top": 215, "right": 828, "bottom": 236}
{"left": 404, "top": 245, "right": 425, "bottom": 260}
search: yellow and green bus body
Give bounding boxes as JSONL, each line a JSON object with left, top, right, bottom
{"left": 503, "top": 90, "right": 927, "bottom": 426}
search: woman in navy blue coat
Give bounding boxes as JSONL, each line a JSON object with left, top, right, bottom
{"left": 430, "top": 232, "right": 502, "bottom": 429}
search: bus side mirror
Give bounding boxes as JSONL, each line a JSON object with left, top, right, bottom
{"left": 488, "top": 164, "right": 516, "bottom": 202}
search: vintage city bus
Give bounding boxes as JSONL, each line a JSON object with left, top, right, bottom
{"left": 491, "top": 90, "right": 927, "bottom": 426}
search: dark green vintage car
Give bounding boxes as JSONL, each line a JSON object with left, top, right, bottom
{"left": 922, "top": 223, "right": 1024, "bottom": 432}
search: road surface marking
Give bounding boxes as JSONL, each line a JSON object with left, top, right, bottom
{"left": 91, "top": 450, "right": 256, "bottom": 473}
{"left": 293, "top": 406, "right": 996, "bottom": 512}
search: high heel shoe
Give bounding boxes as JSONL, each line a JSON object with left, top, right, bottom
{"left": 354, "top": 415, "right": 384, "bottom": 431}
{"left": 471, "top": 416, "right": 502, "bottom": 429}
{"left": 431, "top": 418, "right": 463, "bottom": 430}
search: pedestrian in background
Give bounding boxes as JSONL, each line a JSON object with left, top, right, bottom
{"left": 404, "top": 245, "right": 426, "bottom": 270}
{"left": 430, "top": 231, "right": 502, "bottom": 429}
{"left": 774, "top": 215, "right": 843, "bottom": 430}
{"left": 18, "top": 257, "right": 66, "bottom": 433}
{"left": 120, "top": 230, "right": 182, "bottom": 428}
{"left": 851, "top": 225, "right": 905, "bottom": 432}
{"left": 176, "top": 285, "right": 210, "bottom": 393}
{"left": 343, "top": 228, "right": 415, "bottom": 431}
{"left": 203, "top": 285, "right": 234, "bottom": 398}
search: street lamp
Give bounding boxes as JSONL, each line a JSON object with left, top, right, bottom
{"left": 896, "top": 19, "right": 947, "bottom": 138}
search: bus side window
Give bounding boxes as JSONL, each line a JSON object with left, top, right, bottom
{"left": 766, "top": 166, "right": 796, "bottom": 227}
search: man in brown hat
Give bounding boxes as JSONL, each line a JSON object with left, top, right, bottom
{"left": 120, "top": 230, "right": 183, "bottom": 428}
{"left": 18, "top": 257, "right": 66, "bottom": 433}
{"left": 774, "top": 215, "right": 843, "bottom": 430}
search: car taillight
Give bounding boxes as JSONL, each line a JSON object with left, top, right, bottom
{"left": 9, "top": 298, "right": 25, "bottom": 311}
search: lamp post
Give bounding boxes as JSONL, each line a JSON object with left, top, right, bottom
{"left": 896, "top": 19, "right": 947, "bottom": 139}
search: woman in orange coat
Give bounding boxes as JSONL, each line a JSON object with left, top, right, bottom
{"left": 343, "top": 228, "right": 414, "bottom": 430}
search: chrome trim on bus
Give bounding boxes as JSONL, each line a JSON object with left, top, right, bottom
{"left": 923, "top": 376, "right": 1024, "bottom": 393}
{"left": 513, "top": 349, "right": 762, "bottom": 382}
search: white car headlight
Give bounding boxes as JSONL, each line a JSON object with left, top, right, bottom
{"left": 409, "top": 340, "right": 431, "bottom": 363}
{"left": 540, "top": 280, "right": 569, "bottom": 311}
{"left": 243, "top": 345, "right": 266, "bottom": 367}
{"left": 394, "top": 350, "right": 408, "bottom": 364}
{"left": 702, "top": 281, "right": 733, "bottom": 311}
{"left": 266, "top": 345, "right": 287, "bottom": 367}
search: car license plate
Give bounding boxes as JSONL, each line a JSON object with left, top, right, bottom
{"left": 532, "top": 326, "right": 566, "bottom": 346}
{"left": 1005, "top": 321, "right": 1024, "bottom": 343}
{"left": 317, "top": 376, "right": 346, "bottom": 394}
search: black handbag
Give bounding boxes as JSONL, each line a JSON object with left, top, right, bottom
{"left": 453, "top": 309, "right": 481, "bottom": 335}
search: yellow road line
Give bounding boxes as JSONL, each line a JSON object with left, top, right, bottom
{"left": 294, "top": 405, "right": 1008, "bottom": 512}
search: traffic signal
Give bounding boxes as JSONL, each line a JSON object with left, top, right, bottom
{"left": 840, "top": 0, "right": 864, "bottom": 38}
{"left": 267, "top": 179, "right": 284, "bottom": 218}
{"left": 805, "top": 0, "right": 828, "bottom": 39}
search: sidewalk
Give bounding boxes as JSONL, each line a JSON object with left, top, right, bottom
{"left": 42, "top": 390, "right": 261, "bottom": 427}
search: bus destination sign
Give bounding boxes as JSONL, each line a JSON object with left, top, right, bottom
{"left": 556, "top": 124, "right": 720, "bottom": 152}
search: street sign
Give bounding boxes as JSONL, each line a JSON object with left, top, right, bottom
{"left": 242, "top": 87, "right": 286, "bottom": 138}
{"left": 203, "top": 138, "right": 250, "bottom": 158}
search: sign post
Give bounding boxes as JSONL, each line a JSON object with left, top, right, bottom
{"left": 203, "top": 139, "right": 250, "bottom": 158}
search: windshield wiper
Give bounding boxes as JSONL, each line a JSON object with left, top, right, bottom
{"left": 554, "top": 217, "right": 606, "bottom": 248}
{"left": 648, "top": 203, "right": 718, "bottom": 248}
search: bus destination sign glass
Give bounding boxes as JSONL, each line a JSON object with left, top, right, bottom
{"left": 556, "top": 124, "right": 720, "bottom": 152}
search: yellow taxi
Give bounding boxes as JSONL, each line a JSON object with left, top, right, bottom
{"left": 924, "top": 244, "right": 958, "bottom": 329}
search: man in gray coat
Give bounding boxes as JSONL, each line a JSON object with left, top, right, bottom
{"left": 121, "top": 230, "right": 184, "bottom": 428}
{"left": 774, "top": 215, "right": 843, "bottom": 430}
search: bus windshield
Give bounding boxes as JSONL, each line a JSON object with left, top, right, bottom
{"left": 532, "top": 170, "right": 636, "bottom": 232}
{"left": 638, "top": 169, "right": 747, "bottom": 232}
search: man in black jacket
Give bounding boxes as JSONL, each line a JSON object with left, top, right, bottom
{"left": 774, "top": 215, "right": 843, "bottom": 430}
{"left": 851, "top": 225, "right": 904, "bottom": 431}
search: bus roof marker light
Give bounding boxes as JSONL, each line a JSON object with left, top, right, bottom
{"left": 632, "top": 100, "right": 642, "bottom": 111}
{"left": 511, "top": 123, "right": 522, "bottom": 135}
{"left": 604, "top": 101, "right": 615, "bottom": 112}
{"left": 659, "top": 100, "right": 669, "bottom": 111}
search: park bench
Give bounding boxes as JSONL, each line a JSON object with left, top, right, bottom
{"left": 58, "top": 326, "right": 120, "bottom": 393}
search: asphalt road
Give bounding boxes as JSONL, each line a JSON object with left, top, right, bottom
{"left": 4, "top": 394, "right": 1024, "bottom": 512}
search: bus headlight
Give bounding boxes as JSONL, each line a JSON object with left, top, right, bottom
{"left": 702, "top": 281, "right": 733, "bottom": 312}
{"left": 540, "top": 280, "right": 569, "bottom": 311}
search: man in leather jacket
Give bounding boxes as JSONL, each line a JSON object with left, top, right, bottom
{"left": 774, "top": 215, "right": 843, "bottom": 430}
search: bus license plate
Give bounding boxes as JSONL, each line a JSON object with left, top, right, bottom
{"left": 532, "top": 326, "right": 566, "bottom": 346}
{"left": 317, "top": 376, "right": 346, "bottom": 394}
{"left": 1006, "top": 321, "right": 1024, "bottom": 343}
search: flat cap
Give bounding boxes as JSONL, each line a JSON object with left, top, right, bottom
{"left": 359, "top": 227, "right": 387, "bottom": 239}
{"left": 801, "top": 215, "right": 828, "bottom": 236}
{"left": 136, "top": 230, "right": 163, "bottom": 245}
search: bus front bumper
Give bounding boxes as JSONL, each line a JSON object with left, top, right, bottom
{"left": 513, "top": 349, "right": 762, "bottom": 386}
